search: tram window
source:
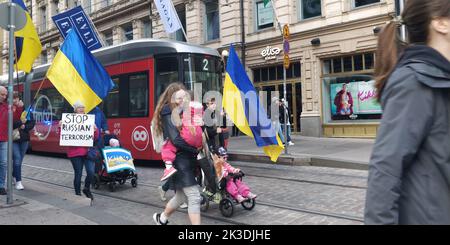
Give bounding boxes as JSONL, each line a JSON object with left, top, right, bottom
{"left": 156, "top": 56, "right": 179, "bottom": 100}
{"left": 33, "top": 88, "right": 67, "bottom": 121}
{"left": 105, "top": 77, "right": 120, "bottom": 117}
{"left": 129, "top": 74, "right": 149, "bottom": 117}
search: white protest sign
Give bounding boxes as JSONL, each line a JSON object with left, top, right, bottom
{"left": 60, "top": 113, "right": 95, "bottom": 147}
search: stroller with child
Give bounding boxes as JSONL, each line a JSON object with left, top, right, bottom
{"left": 92, "top": 134, "right": 138, "bottom": 192}
{"left": 197, "top": 134, "right": 256, "bottom": 217}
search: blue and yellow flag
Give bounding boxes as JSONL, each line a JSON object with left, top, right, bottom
{"left": 223, "top": 45, "right": 284, "bottom": 162}
{"left": 46, "top": 30, "right": 114, "bottom": 113}
{"left": 13, "top": 0, "right": 42, "bottom": 73}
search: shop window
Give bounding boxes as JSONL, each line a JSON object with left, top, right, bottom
{"left": 299, "top": 0, "right": 322, "bottom": 20}
{"left": 323, "top": 59, "right": 332, "bottom": 75}
{"left": 256, "top": 0, "right": 274, "bottom": 30}
{"left": 261, "top": 67, "right": 269, "bottom": 81}
{"left": 333, "top": 58, "right": 342, "bottom": 73}
{"left": 343, "top": 56, "right": 352, "bottom": 72}
{"left": 269, "top": 66, "right": 276, "bottom": 81}
{"left": 293, "top": 62, "right": 301, "bottom": 78}
{"left": 354, "top": 0, "right": 380, "bottom": 8}
{"left": 253, "top": 69, "right": 261, "bottom": 82}
{"left": 364, "top": 53, "right": 374, "bottom": 70}
{"left": 276, "top": 65, "right": 284, "bottom": 80}
{"left": 354, "top": 55, "right": 363, "bottom": 71}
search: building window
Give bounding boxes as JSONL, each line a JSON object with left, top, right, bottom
{"left": 256, "top": 0, "right": 274, "bottom": 30}
{"left": 67, "top": 0, "right": 79, "bottom": 9}
{"left": 354, "top": 0, "right": 380, "bottom": 8}
{"left": 83, "top": 0, "right": 91, "bottom": 14}
{"left": 205, "top": 0, "right": 220, "bottom": 41}
{"left": 101, "top": 0, "right": 112, "bottom": 8}
{"left": 142, "top": 20, "right": 152, "bottom": 38}
{"left": 51, "top": 0, "right": 60, "bottom": 15}
{"left": 40, "top": 7, "right": 47, "bottom": 32}
{"left": 252, "top": 62, "right": 302, "bottom": 83}
{"left": 299, "top": 0, "right": 322, "bottom": 20}
{"left": 322, "top": 52, "right": 381, "bottom": 123}
{"left": 41, "top": 50, "right": 48, "bottom": 64}
{"left": 103, "top": 31, "right": 113, "bottom": 46}
{"left": 123, "top": 24, "right": 133, "bottom": 41}
{"left": 171, "top": 5, "right": 186, "bottom": 42}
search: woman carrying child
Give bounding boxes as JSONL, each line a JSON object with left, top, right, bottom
{"left": 151, "top": 83, "right": 203, "bottom": 225}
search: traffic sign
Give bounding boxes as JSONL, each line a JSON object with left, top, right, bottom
{"left": 0, "top": 2, "right": 27, "bottom": 31}
{"left": 283, "top": 24, "right": 290, "bottom": 39}
{"left": 283, "top": 39, "right": 290, "bottom": 54}
{"left": 284, "top": 54, "right": 290, "bottom": 69}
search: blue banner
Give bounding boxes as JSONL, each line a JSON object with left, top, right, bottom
{"left": 52, "top": 6, "right": 102, "bottom": 51}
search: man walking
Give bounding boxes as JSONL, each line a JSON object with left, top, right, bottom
{"left": 0, "top": 86, "right": 8, "bottom": 195}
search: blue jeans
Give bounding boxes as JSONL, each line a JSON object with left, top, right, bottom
{"left": 281, "top": 125, "right": 292, "bottom": 143}
{"left": 70, "top": 156, "right": 95, "bottom": 194}
{"left": 13, "top": 141, "right": 29, "bottom": 182}
{"left": 0, "top": 142, "right": 7, "bottom": 188}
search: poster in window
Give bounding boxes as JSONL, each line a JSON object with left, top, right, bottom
{"left": 257, "top": 2, "right": 274, "bottom": 27}
{"left": 330, "top": 80, "right": 382, "bottom": 120}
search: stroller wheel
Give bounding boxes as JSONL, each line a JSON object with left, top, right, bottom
{"left": 119, "top": 179, "right": 126, "bottom": 185}
{"left": 219, "top": 198, "right": 234, "bottom": 217}
{"left": 108, "top": 182, "right": 116, "bottom": 192}
{"left": 241, "top": 198, "right": 256, "bottom": 210}
{"left": 131, "top": 178, "right": 138, "bottom": 188}
{"left": 200, "top": 193, "right": 210, "bottom": 212}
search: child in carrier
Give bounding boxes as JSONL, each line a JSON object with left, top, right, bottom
{"left": 214, "top": 147, "right": 257, "bottom": 203}
{"left": 160, "top": 96, "right": 204, "bottom": 181}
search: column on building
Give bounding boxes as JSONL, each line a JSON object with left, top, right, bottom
{"left": 112, "top": 26, "right": 123, "bottom": 45}
{"left": 185, "top": 0, "right": 201, "bottom": 43}
{"left": 132, "top": 20, "right": 141, "bottom": 40}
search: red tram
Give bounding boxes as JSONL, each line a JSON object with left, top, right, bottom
{"left": 5, "top": 39, "right": 222, "bottom": 160}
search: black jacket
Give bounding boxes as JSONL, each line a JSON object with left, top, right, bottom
{"left": 365, "top": 45, "right": 450, "bottom": 225}
{"left": 13, "top": 117, "right": 35, "bottom": 143}
{"left": 161, "top": 104, "right": 199, "bottom": 189}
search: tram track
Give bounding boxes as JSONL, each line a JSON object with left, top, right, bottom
{"left": 22, "top": 163, "right": 365, "bottom": 224}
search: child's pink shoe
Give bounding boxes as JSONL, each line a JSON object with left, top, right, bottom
{"left": 247, "top": 192, "right": 257, "bottom": 199}
{"left": 161, "top": 167, "right": 177, "bottom": 181}
{"left": 236, "top": 195, "right": 246, "bottom": 203}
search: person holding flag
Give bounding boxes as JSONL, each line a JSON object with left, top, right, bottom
{"left": 46, "top": 29, "right": 114, "bottom": 199}
{"left": 222, "top": 45, "right": 284, "bottom": 162}
{"left": 13, "top": 0, "right": 42, "bottom": 73}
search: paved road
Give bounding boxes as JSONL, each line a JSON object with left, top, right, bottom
{"left": 1, "top": 153, "right": 368, "bottom": 225}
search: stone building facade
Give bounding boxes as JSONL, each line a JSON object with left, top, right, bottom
{"left": 1, "top": 0, "right": 397, "bottom": 137}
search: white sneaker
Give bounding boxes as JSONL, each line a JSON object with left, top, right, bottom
{"left": 288, "top": 141, "right": 295, "bottom": 146}
{"left": 158, "top": 186, "right": 167, "bottom": 201}
{"left": 15, "top": 181, "right": 24, "bottom": 190}
{"left": 180, "top": 203, "right": 188, "bottom": 209}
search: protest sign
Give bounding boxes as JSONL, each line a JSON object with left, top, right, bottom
{"left": 102, "top": 147, "right": 135, "bottom": 174}
{"left": 60, "top": 113, "right": 95, "bottom": 147}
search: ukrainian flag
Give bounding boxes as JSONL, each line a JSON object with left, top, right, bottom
{"left": 46, "top": 30, "right": 114, "bottom": 113}
{"left": 13, "top": 0, "right": 42, "bottom": 73}
{"left": 223, "top": 45, "right": 284, "bottom": 162}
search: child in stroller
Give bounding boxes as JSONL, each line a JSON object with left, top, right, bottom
{"left": 92, "top": 135, "right": 138, "bottom": 192}
{"left": 199, "top": 147, "right": 257, "bottom": 217}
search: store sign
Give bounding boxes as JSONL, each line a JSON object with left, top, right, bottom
{"left": 330, "top": 80, "right": 382, "bottom": 120}
{"left": 261, "top": 46, "right": 281, "bottom": 60}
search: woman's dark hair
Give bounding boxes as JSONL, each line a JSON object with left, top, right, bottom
{"left": 375, "top": 0, "right": 450, "bottom": 100}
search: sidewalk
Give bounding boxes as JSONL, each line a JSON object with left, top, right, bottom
{"left": 227, "top": 135, "right": 375, "bottom": 170}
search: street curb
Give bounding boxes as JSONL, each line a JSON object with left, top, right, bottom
{"left": 228, "top": 152, "right": 369, "bottom": 170}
